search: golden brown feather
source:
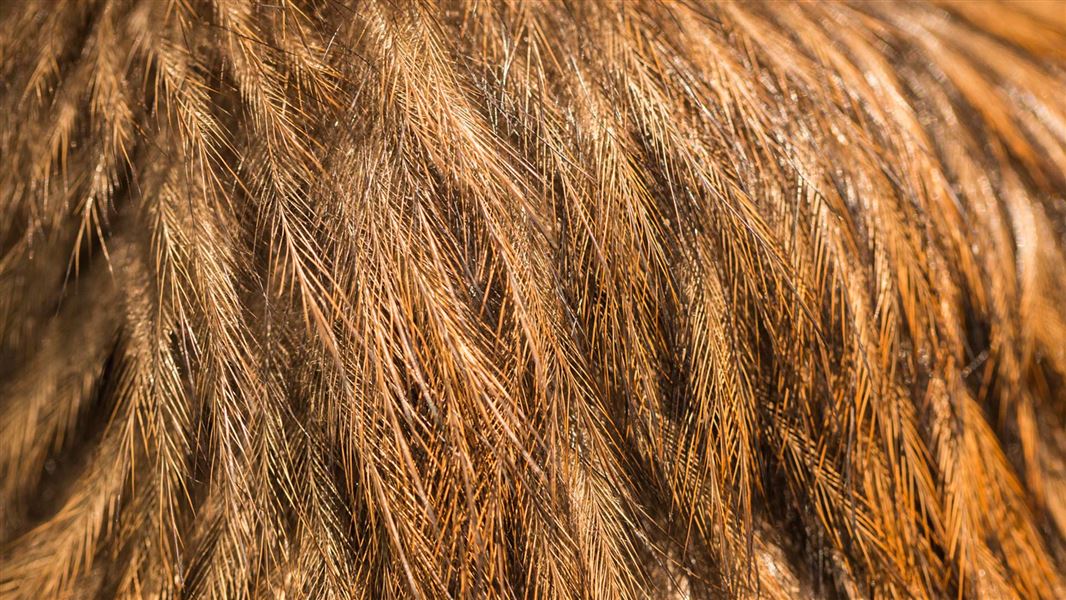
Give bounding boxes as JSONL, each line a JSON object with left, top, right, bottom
{"left": 1, "top": 0, "right": 1065, "bottom": 598}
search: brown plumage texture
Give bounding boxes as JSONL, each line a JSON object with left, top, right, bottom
{"left": 1, "top": 0, "right": 1065, "bottom": 597}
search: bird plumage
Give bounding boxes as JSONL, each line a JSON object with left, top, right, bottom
{"left": 1, "top": 1, "right": 1064, "bottom": 597}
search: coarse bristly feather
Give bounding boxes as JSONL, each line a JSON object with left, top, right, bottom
{"left": 1, "top": 1, "right": 1065, "bottom": 598}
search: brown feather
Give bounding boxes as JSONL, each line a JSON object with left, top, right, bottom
{"left": 1, "top": 1, "right": 1064, "bottom": 598}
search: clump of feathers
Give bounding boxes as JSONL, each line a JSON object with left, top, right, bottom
{"left": 1, "top": 0, "right": 1065, "bottom": 598}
